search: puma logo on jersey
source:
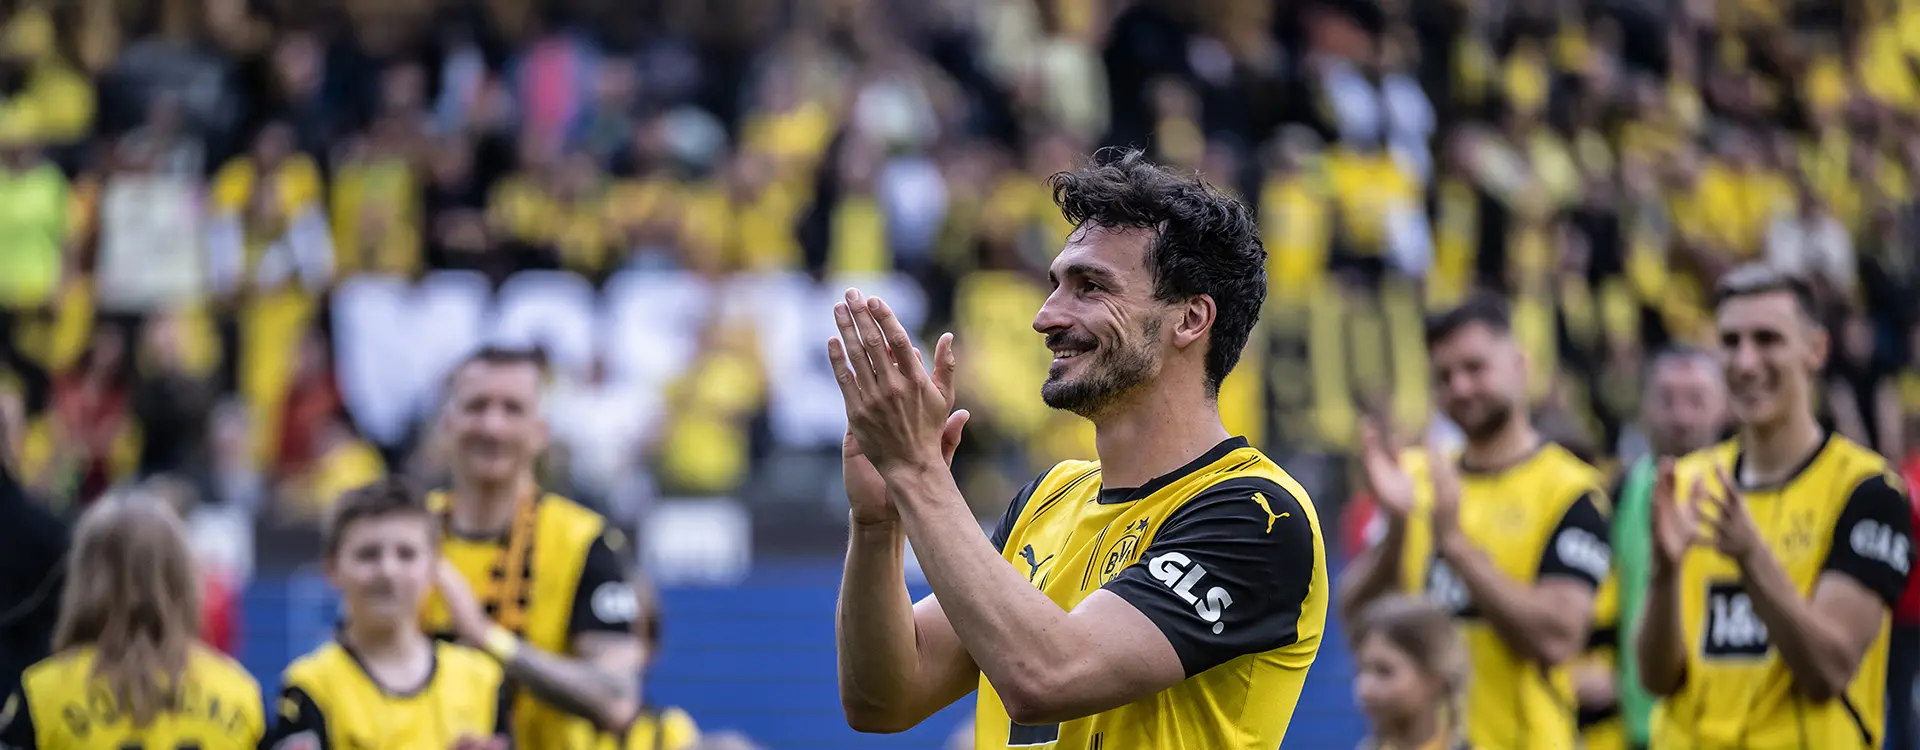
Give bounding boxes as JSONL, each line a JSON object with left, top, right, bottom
{"left": 1147, "top": 552, "right": 1234, "bottom": 634}
{"left": 1019, "top": 544, "right": 1055, "bottom": 582}
{"left": 1849, "top": 519, "right": 1913, "bottom": 576}
{"left": 1250, "top": 492, "right": 1289, "bottom": 534}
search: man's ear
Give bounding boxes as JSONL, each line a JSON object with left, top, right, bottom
{"left": 1172, "top": 295, "right": 1216, "bottom": 351}
{"left": 1805, "top": 323, "right": 1830, "bottom": 372}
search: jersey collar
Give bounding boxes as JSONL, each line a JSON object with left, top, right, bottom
{"left": 1729, "top": 431, "right": 1833, "bottom": 492}
{"left": 1096, "top": 436, "right": 1250, "bottom": 504}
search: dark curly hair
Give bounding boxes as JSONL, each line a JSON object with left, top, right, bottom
{"left": 1047, "top": 147, "right": 1267, "bottom": 397}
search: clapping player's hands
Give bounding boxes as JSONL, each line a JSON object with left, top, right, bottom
{"left": 1359, "top": 419, "right": 1416, "bottom": 520}
{"left": 1423, "top": 429, "right": 1464, "bottom": 542}
{"left": 1649, "top": 459, "right": 1700, "bottom": 574}
{"left": 829, "top": 288, "right": 969, "bottom": 481}
{"left": 1697, "top": 464, "right": 1765, "bottom": 566}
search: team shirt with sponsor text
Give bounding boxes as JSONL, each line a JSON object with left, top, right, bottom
{"left": 1652, "top": 434, "right": 1914, "bottom": 750}
{"left": 974, "top": 437, "right": 1328, "bottom": 750}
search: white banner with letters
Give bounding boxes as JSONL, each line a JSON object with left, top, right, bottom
{"left": 95, "top": 175, "right": 207, "bottom": 310}
{"left": 330, "top": 270, "right": 927, "bottom": 448}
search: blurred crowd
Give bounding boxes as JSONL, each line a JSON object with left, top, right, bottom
{"left": 0, "top": 0, "right": 1917, "bottom": 568}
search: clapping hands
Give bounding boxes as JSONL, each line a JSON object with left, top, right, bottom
{"left": 828, "top": 288, "right": 968, "bottom": 479}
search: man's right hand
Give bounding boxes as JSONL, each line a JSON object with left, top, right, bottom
{"left": 1649, "top": 459, "right": 1700, "bottom": 574}
{"left": 1359, "top": 419, "right": 1417, "bottom": 521}
{"left": 843, "top": 331, "right": 968, "bottom": 526}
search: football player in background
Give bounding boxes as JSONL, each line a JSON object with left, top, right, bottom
{"left": 1636, "top": 265, "right": 1915, "bottom": 749}
{"left": 263, "top": 479, "right": 505, "bottom": 750}
{"left": 0, "top": 493, "right": 263, "bottom": 749}
{"left": 421, "top": 346, "right": 645, "bottom": 749}
{"left": 1339, "top": 295, "right": 1613, "bottom": 750}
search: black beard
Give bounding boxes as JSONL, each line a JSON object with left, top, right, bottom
{"left": 1455, "top": 400, "right": 1514, "bottom": 443}
{"left": 1041, "top": 319, "right": 1160, "bottom": 418}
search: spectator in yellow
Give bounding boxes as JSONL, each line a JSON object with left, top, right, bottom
{"left": 0, "top": 7, "right": 95, "bottom": 145}
{"left": 208, "top": 121, "right": 334, "bottom": 296}
{"left": 0, "top": 122, "right": 68, "bottom": 313}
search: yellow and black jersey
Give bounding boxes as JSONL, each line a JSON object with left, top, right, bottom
{"left": 261, "top": 639, "right": 504, "bottom": 750}
{"left": 1577, "top": 576, "right": 1626, "bottom": 750}
{"left": 1653, "top": 434, "right": 1915, "bottom": 750}
{"left": 0, "top": 646, "right": 264, "bottom": 749}
{"left": 592, "top": 706, "right": 700, "bottom": 750}
{"left": 420, "top": 490, "right": 638, "bottom": 750}
{"left": 973, "top": 436, "right": 1328, "bottom": 750}
{"left": 1396, "top": 442, "right": 1612, "bottom": 750}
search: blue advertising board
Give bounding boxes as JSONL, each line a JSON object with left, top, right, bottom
{"left": 238, "top": 560, "right": 1366, "bottom": 749}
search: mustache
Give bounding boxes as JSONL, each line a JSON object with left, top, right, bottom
{"left": 1045, "top": 331, "right": 1098, "bottom": 351}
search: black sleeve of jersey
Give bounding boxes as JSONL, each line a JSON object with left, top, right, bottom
{"left": 1535, "top": 490, "right": 1614, "bottom": 588}
{"left": 1102, "top": 477, "right": 1318, "bottom": 678}
{"left": 260, "top": 686, "right": 328, "bottom": 750}
{"left": 1820, "top": 474, "right": 1916, "bottom": 608}
{"left": 493, "top": 681, "right": 513, "bottom": 739}
{"left": 566, "top": 533, "right": 638, "bottom": 637}
{"left": 987, "top": 474, "right": 1045, "bottom": 553}
{"left": 0, "top": 688, "right": 37, "bottom": 749}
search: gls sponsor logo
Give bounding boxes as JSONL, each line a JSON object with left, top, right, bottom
{"left": 591, "top": 582, "right": 640, "bottom": 624}
{"left": 1555, "top": 527, "right": 1612, "bottom": 581}
{"left": 1426, "top": 561, "right": 1472, "bottom": 617}
{"left": 1147, "top": 552, "right": 1233, "bottom": 634}
{"left": 1702, "top": 582, "right": 1770, "bottom": 658}
{"left": 1849, "top": 519, "right": 1913, "bottom": 576}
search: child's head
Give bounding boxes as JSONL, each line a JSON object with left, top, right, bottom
{"left": 323, "top": 478, "right": 438, "bottom": 628}
{"left": 1352, "top": 596, "right": 1465, "bottom": 730}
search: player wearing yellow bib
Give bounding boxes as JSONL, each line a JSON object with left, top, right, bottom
{"left": 0, "top": 494, "right": 264, "bottom": 750}
{"left": 1636, "top": 266, "right": 1916, "bottom": 750}
{"left": 1339, "top": 296, "right": 1613, "bottom": 750}
{"left": 422, "top": 346, "right": 645, "bottom": 750}
{"left": 262, "top": 479, "right": 506, "bottom": 750}
{"left": 833, "top": 150, "right": 1327, "bottom": 749}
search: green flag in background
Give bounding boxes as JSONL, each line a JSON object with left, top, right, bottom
{"left": 1613, "top": 456, "right": 1658, "bottom": 747}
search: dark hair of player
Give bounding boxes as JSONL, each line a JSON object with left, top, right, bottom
{"left": 1710, "top": 263, "right": 1821, "bottom": 321}
{"left": 323, "top": 477, "right": 438, "bottom": 558}
{"left": 1423, "top": 293, "right": 1513, "bottom": 349}
{"left": 446, "top": 344, "right": 548, "bottom": 388}
{"left": 52, "top": 493, "right": 203, "bottom": 727}
{"left": 1047, "top": 147, "right": 1267, "bottom": 396}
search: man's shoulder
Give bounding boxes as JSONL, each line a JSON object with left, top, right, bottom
{"left": 533, "top": 491, "right": 612, "bottom": 539}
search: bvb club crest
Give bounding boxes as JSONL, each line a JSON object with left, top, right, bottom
{"left": 1096, "top": 519, "right": 1151, "bottom": 586}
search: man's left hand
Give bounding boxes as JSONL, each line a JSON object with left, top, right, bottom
{"left": 828, "top": 288, "right": 962, "bottom": 477}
